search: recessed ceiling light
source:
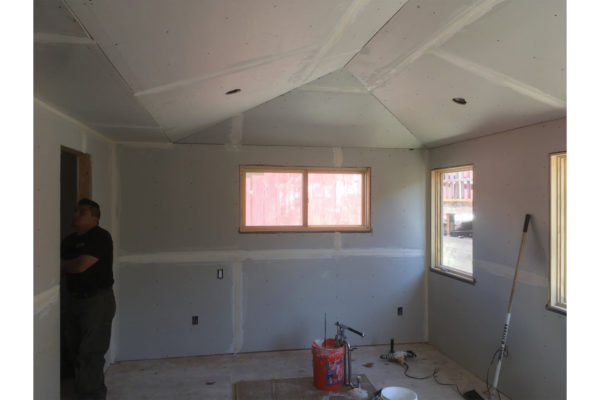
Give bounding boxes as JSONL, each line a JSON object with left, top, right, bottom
{"left": 452, "top": 97, "right": 467, "bottom": 105}
{"left": 226, "top": 89, "right": 241, "bottom": 95}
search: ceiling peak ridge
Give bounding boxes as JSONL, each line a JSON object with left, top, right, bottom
{"left": 367, "top": 0, "right": 506, "bottom": 91}
{"left": 430, "top": 49, "right": 565, "bottom": 108}
{"left": 291, "top": 0, "right": 373, "bottom": 85}
{"left": 134, "top": 43, "right": 319, "bottom": 98}
{"left": 295, "top": 84, "right": 369, "bottom": 94}
{"left": 228, "top": 114, "right": 244, "bottom": 147}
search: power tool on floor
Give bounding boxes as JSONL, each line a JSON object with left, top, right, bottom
{"left": 379, "top": 339, "right": 416, "bottom": 365}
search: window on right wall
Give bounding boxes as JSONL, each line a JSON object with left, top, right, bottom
{"left": 549, "top": 152, "right": 566, "bottom": 313}
{"left": 431, "top": 165, "right": 474, "bottom": 282}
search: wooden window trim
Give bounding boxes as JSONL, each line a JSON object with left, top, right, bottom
{"left": 239, "top": 165, "right": 371, "bottom": 233}
{"left": 430, "top": 267, "right": 476, "bottom": 285}
{"left": 548, "top": 152, "right": 566, "bottom": 314}
{"left": 430, "top": 164, "right": 474, "bottom": 282}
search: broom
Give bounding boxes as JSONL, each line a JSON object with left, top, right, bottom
{"left": 489, "top": 214, "right": 531, "bottom": 400}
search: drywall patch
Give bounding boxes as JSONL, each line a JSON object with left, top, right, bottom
{"left": 224, "top": 114, "right": 244, "bottom": 151}
{"left": 241, "top": 256, "right": 426, "bottom": 351}
{"left": 332, "top": 147, "right": 343, "bottom": 167}
{"left": 118, "top": 247, "right": 424, "bottom": 265}
{"left": 334, "top": 232, "right": 342, "bottom": 250}
{"left": 232, "top": 261, "right": 243, "bottom": 353}
{"left": 34, "top": 284, "right": 59, "bottom": 319}
{"left": 229, "top": 114, "right": 244, "bottom": 145}
{"left": 117, "top": 263, "right": 234, "bottom": 360}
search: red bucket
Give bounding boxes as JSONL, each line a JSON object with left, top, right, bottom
{"left": 311, "top": 338, "right": 345, "bottom": 391}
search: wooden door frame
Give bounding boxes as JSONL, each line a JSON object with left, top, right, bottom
{"left": 61, "top": 146, "right": 91, "bottom": 199}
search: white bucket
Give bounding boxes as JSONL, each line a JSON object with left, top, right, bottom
{"left": 381, "top": 386, "right": 418, "bottom": 400}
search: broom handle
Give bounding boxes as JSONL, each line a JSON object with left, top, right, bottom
{"left": 507, "top": 214, "right": 531, "bottom": 314}
{"left": 490, "top": 214, "right": 531, "bottom": 400}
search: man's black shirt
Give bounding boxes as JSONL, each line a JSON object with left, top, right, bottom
{"left": 61, "top": 225, "right": 114, "bottom": 294}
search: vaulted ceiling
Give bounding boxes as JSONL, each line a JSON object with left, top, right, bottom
{"left": 34, "top": 0, "right": 566, "bottom": 148}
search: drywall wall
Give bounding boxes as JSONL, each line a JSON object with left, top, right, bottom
{"left": 34, "top": 100, "right": 117, "bottom": 400}
{"left": 116, "top": 144, "right": 427, "bottom": 360}
{"left": 428, "top": 118, "right": 566, "bottom": 400}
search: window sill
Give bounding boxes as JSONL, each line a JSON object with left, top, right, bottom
{"left": 430, "top": 267, "right": 476, "bottom": 285}
{"left": 239, "top": 226, "right": 372, "bottom": 233}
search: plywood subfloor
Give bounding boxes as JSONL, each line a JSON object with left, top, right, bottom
{"left": 233, "top": 373, "right": 376, "bottom": 399}
{"left": 100, "top": 343, "right": 510, "bottom": 400}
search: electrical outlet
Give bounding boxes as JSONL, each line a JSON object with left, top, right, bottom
{"left": 217, "top": 268, "right": 224, "bottom": 279}
{"left": 192, "top": 316, "right": 198, "bottom": 325}
{"left": 397, "top": 307, "right": 403, "bottom": 316}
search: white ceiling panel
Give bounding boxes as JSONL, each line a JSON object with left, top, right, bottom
{"left": 34, "top": 0, "right": 89, "bottom": 37}
{"left": 181, "top": 70, "right": 421, "bottom": 148}
{"left": 138, "top": 51, "right": 319, "bottom": 142}
{"left": 87, "top": 125, "right": 167, "bottom": 143}
{"left": 241, "top": 92, "right": 420, "bottom": 148}
{"left": 178, "top": 118, "right": 234, "bottom": 145}
{"left": 321, "top": 0, "right": 407, "bottom": 61}
{"left": 65, "top": 0, "right": 352, "bottom": 92}
{"left": 440, "top": 0, "right": 566, "bottom": 100}
{"left": 306, "top": 68, "right": 372, "bottom": 89}
{"left": 303, "top": 51, "right": 360, "bottom": 86}
{"left": 34, "top": 42, "right": 164, "bottom": 139}
{"left": 347, "top": 0, "right": 479, "bottom": 88}
{"left": 373, "top": 54, "right": 565, "bottom": 147}
{"left": 35, "top": 0, "right": 566, "bottom": 147}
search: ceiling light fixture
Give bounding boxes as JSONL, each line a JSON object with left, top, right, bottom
{"left": 226, "top": 88, "right": 241, "bottom": 95}
{"left": 452, "top": 97, "right": 467, "bottom": 105}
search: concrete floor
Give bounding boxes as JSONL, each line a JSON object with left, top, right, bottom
{"left": 96, "top": 343, "right": 510, "bottom": 400}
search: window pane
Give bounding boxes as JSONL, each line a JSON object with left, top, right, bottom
{"left": 441, "top": 169, "right": 473, "bottom": 274}
{"left": 308, "top": 173, "right": 362, "bottom": 225}
{"left": 550, "top": 153, "right": 566, "bottom": 311}
{"left": 245, "top": 172, "right": 302, "bottom": 226}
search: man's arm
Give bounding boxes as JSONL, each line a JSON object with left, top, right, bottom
{"left": 61, "top": 255, "right": 98, "bottom": 274}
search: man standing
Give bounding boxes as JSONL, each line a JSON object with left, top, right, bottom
{"left": 61, "top": 199, "right": 115, "bottom": 400}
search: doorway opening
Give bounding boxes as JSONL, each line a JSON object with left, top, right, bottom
{"left": 60, "top": 147, "right": 91, "bottom": 399}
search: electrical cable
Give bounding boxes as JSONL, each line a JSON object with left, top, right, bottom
{"left": 386, "top": 350, "right": 468, "bottom": 398}
{"left": 432, "top": 368, "right": 463, "bottom": 396}
{"left": 401, "top": 362, "right": 433, "bottom": 380}
{"left": 403, "top": 362, "right": 465, "bottom": 397}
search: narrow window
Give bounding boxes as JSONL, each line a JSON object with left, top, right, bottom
{"left": 240, "top": 166, "right": 370, "bottom": 232}
{"left": 431, "top": 165, "right": 474, "bottom": 282}
{"left": 549, "top": 152, "right": 566, "bottom": 313}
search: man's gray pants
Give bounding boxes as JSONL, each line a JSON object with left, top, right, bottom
{"left": 64, "top": 288, "right": 116, "bottom": 400}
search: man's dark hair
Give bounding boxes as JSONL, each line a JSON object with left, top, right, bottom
{"left": 78, "top": 198, "right": 101, "bottom": 219}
